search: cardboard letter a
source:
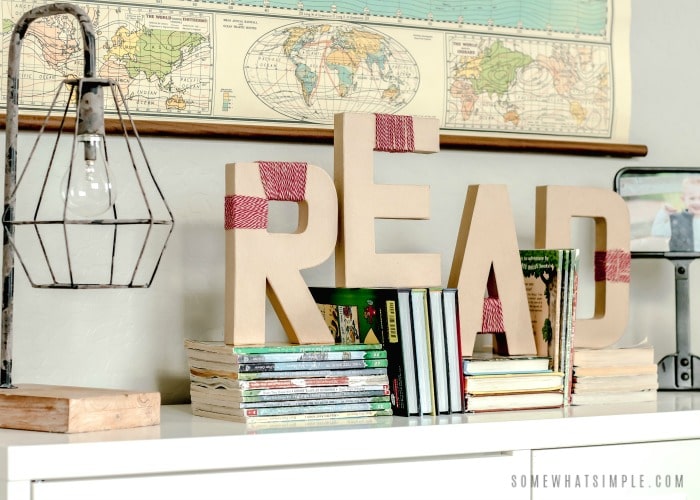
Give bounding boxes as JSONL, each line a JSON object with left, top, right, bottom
{"left": 448, "top": 185, "right": 536, "bottom": 356}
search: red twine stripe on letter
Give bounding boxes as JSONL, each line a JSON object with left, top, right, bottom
{"left": 481, "top": 297, "right": 505, "bottom": 333}
{"left": 224, "top": 195, "right": 268, "bottom": 230}
{"left": 258, "top": 161, "right": 307, "bottom": 201}
{"left": 374, "top": 114, "right": 415, "bottom": 152}
{"left": 594, "top": 249, "right": 631, "bottom": 283}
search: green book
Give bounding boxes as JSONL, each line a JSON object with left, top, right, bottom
{"left": 309, "top": 287, "right": 387, "bottom": 344}
{"left": 309, "top": 287, "right": 419, "bottom": 417}
{"left": 520, "top": 249, "right": 566, "bottom": 370}
{"left": 185, "top": 339, "right": 383, "bottom": 355}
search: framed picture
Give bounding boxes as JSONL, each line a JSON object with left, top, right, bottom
{"left": 0, "top": 0, "right": 646, "bottom": 157}
{"left": 614, "top": 167, "right": 700, "bottom": 257}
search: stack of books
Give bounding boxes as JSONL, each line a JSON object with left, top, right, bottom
{"left": 309, "top": 286, "right": 464, "bottom": 416}
{"left": 462, "top": 353, "right": 565, "bottom": 412}
{"left": 185, "top": 340, "right": 393, "bottom": 424}
{"left": 571, "top": 344, "right": 658, "bottom": 405}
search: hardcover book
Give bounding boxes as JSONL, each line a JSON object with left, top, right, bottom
{"left": 570, "top": 390, "right": 658, "bottom": 406}
{"left": 573, "top": 344, "right": 655, "bottom": 367}
{"left": 308, "top": 288, "right": 385, "bottom": 345}
{"left": 442, "top": 288, "right": 464, "bottom": 413}
{"left": 572, "top": 363, "right": 657, "bottom": 377}
{"left": 309, "top": 287, "right": 419, "bottom": 416}
{"left": 462, "top": 354, "right": 551, "bottom": 375}
{"left": 427, "top": 287, "right": 450, "bottom": 414}
{"left": 464, "top": 391, "right": 565, "bottom": 413}
{"left": 571, "top": 374, "right": 658, "bottom": 394}
{"left": 464, "top": 372, "right": 564, "bottom": 395}
{"left": 411, "top": 288, "right": 436, "bottom": 415}
{"left": 394, "top": 288, "right": 420, "bottom": 415}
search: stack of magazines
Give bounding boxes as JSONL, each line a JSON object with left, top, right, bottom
{"left": 185, "top": 339, "right": 393, "bottom": 424}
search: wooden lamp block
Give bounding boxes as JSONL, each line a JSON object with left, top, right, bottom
{"left": 0, "top": 384, "right": 160, "bottom": 433}
{"left": 224, "top": 162, "right": 337, "bottom": 345}
{"left": 448, "top": 185, "right": 536, "bottom": 356}
{"left": 334, "top": 112, "right": 441, "bottom": 287}
{"left": 535, "top": 185, "right": 631, "bottom": 348}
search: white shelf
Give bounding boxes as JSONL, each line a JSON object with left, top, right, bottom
{"left": 2, "top": 392, "right": 699, "bottom": 500}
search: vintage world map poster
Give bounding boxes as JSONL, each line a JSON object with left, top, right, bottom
{"left": 0, "top": 0, "right": 631, "bottom": 142}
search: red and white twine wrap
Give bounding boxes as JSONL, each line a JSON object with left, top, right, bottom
{"left": 225, "top": 162, "right": 308, "bottom": 230}
{"left": 594, "top": 249, "right": 631, "bottom": 283}
{"left": 225, "top": 195, "right": 268, "bottom": 229}
{"left": 374, "top": 114, "right": 415, "bottom": 152}
{"left": 258, "top": 161, "right": 307, "bottom": 201}
{"left": 481, "top": 297, "right": 505, "bottom": 333}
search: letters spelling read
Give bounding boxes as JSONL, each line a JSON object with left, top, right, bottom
{"left": 225, "top": 113, "right": 630, "bottom": 353}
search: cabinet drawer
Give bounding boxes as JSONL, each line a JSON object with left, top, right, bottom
{"left": 531, "top": 439, "right": 699, "bottom": 500}
{"left": 33, "top": 450, "right": 530, "bottom": 500}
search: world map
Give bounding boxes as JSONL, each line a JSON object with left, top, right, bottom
{"left": 445, "top": 36, "right": 612, "bottom": 137}
{"left": 0, "top": 0, "right": 629, "bottom": 142}
{"left": 244, "top": 22, "right": 419, "bottom": 123}
{"left": 1, "top": 3, "right": 213, "bottom": 116}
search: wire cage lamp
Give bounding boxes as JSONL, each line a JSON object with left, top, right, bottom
{"left": 1, "top": 2, "right": 174, "bottom": 404}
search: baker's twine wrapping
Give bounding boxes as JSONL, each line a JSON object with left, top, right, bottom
{"left": 374, "top": 114, "right": 415, "bottom": 153}
{"left": 481, "top": 296, "right": 505, "bottom": 333}
{"left": 594, "top": 249, "right": 631, "bottom": 283}
{"left": 225, "top": 162, "right": 308, "bottom": 229}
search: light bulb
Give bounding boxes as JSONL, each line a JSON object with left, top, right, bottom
{"left": 61, "top": 134, "right": 117, "bottom": 217}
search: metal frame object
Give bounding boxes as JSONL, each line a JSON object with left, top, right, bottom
{"left": 656, "top": 258, "right": 700, "bottom": 390}
{"left": 1, "top": 3, "right": 174, "bottom": 388}
{"left": 614, "top": 167, "right": 700, "bottom": 391}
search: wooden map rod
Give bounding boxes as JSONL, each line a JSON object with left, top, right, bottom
{"left": 1, "top": 114, "right": 648, "bottom": 158}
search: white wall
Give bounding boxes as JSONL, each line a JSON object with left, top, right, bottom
{"left": 3, "top": 0, "right": 698, "bottom": 403}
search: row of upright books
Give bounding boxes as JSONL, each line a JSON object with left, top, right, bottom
{"left": 309, "top": 286, "right": 464, "bottom": 416}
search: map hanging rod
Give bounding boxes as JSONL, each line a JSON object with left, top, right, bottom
{"left": 1, "top": 114, "right": 648, "bottom": 158}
